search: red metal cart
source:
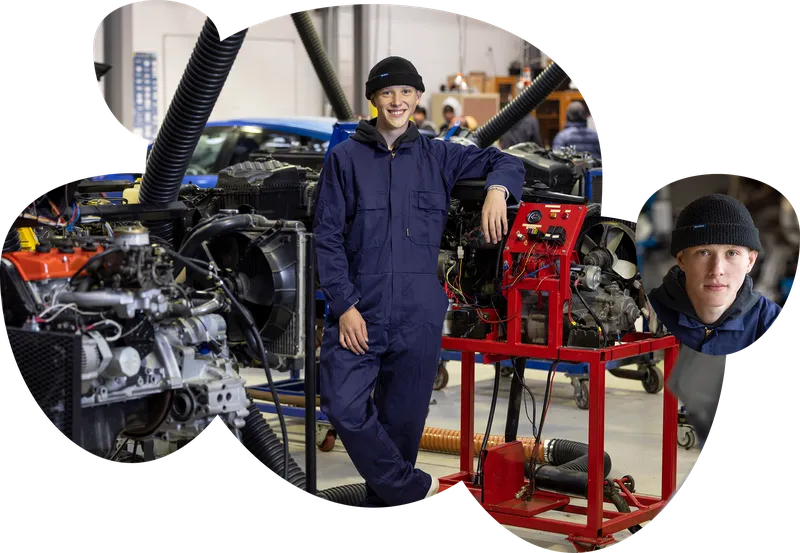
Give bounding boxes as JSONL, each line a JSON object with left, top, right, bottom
{"left": 438, "top": 334, "right": 679, "bottom": 550}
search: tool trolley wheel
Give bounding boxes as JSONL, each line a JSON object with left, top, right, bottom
{"left": 678, "top": 425, "right": 696, "bottom": 450}
{"left": 433, "top": 362, "right": 449, "bottom": 390}
{"left": 573, "top": 379, "right": 590, "bottom": 410}
{"left": 641, "top": 364, "right": 664, "bottom": 394}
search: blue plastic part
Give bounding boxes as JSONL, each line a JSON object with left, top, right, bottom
{"left": 584, "top": 168, "right": 602, "bottom": 201}
{"left": 324, "top": 121, "right": 359, "bottom": 163}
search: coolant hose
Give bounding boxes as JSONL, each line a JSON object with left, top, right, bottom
{"left": 291, "top": 11, "right": 355, "bottom": 121}
{"left": 241, "top": 402, "right": 368, "bottom": 505}
{"left": 472, "top": 63, "right": 569, "bottom": 148}
{"left": 138, "top": 19, "right": 248, "bottom": 246}
{"left": 3, "top": 229, "right": 22, "bottom": 252}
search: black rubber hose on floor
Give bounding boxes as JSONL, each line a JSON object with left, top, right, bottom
{"left": 3, "top": 229, "right": 22, "bottom": 252}
{"left": 138, "top": 19, "right": 248, "bottom": 246}
{"left": 546, "top": 438, "right": 611, "bottom": 477}
{"left": 240, "top": 402, "right": 369, "bottom": 505}
{"left": 291, "top": 11, "right": 355, "bottom": 121}
{"left": 472, "top": 63, "right": 569, "bottom": 148}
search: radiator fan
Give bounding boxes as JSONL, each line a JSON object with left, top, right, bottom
{"left": 204, "top": 229, "right": 297, "bottom": 342}
{"left": 578, "top": 221, "right": 639, "bottom": 280}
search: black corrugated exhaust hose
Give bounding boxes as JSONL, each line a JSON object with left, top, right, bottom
{"left": 3, "top": 229, "right": 22, "bottom": 252}
{"left": 546, "top": 438, "right": 611, "bottom": 477}
{"left": 605, "top": 484, "right": 643, "bottom": 534}
{"left": 472, "top": 63, "right": 569, "bottom": 148}
{"left": 138, "top": 19, "right": 248, "bottom": 246}
{"left": 291, "top": 11, "right": 355, "bottom": 121}
{"left": 241, "top": 402, "right": 369, "bottom": 504}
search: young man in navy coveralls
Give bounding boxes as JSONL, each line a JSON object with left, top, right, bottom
{"left": 313, "top": 57, "right": 525, "bottom": 506}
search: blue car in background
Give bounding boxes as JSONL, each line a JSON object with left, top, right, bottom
{"left": 94, "top": 116, "right": 337, "bottom": 188}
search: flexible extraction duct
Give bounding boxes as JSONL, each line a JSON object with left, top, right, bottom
{"left": 291, "top": 11, "right": 355, "bottom": 121}
{"left": 138, "top": 19, "right": 247, "bottom": 246}
{"left": 472, "top": 63, "right": 569, "bottom": 148}
{"left": 241, "top": 402, "right": 368, "bottom": 506}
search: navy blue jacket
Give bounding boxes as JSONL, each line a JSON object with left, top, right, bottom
{"left": 551, "top": 121, "right": 602, "bottom": 159}
{"left": 649, "top": 266, "right": 781, "bottom": 355}
{"left": 313, "top": 120, "right": 525, "bottom": 326}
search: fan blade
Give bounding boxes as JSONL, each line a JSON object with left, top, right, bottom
{"left": 580, "top": 235, "right": 598, "bottom": 255}
{"left": 242, "top": 275, "right": 274, "bottom": 306}
{"left": 613, "top": 259, "right": 638, "bottom": 279}
{"left": 606, "top": 227, "right": 625, "bottom": 253}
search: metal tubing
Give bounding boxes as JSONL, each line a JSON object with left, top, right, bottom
{"left": 304, "top": 233, "right": 317, "bottom": 495}
{"left": 587, "top": 360, "right": 606, "bottom": 534}
{"left": 661, "top": 344, "right": 679, "bottom": 499}
{"left": 460, "top": 351, "right": 476, "bottom": 473}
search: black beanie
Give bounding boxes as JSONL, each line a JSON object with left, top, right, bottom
{"left": 670, "top": 193, "right": 761, "bottom": 256}
{"left": 365, "top": 56, "right": 425, "bottom": 99}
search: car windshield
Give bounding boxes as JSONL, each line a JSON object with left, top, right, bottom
{"left": 187, "top": 127, "right": 232, "bottom": 175}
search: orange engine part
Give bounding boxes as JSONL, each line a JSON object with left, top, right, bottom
{"left": 3, "top": 246, "right": 105, "bottom": 281}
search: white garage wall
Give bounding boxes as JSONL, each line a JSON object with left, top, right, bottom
{"left": 364, "top": 6, "right": 525, "bottom": 114}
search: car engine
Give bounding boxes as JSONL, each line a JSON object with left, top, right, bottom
{"left": 2, "top": 225, "right": 251, "bottom": 457}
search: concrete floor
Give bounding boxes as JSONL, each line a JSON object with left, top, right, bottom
{"left": 242, "top": 360, "right": 700, "bottom": 550}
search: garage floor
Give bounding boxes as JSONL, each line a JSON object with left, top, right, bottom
{"left": 242, "top": 360, "right": 700, "bottom": 550}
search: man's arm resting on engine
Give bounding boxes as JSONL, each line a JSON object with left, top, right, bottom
{"left": 313, "top": 151, "right": 361, "bottom": 318}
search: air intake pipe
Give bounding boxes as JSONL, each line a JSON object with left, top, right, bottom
{"left": 471, "top": 63, "right": 569, "bottom": 148}
{"left": 138, "top": 19, "right": 247, "bottom": 246}
{"left": 291, "top": 11, "right": 355, "bottom": 121}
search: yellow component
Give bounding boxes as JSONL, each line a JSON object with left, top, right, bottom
{"left": 18, "top": 228, "right": 38, "bottom": 250}
{"left": 123, "top": 184, "right": 141, "bottom": 205}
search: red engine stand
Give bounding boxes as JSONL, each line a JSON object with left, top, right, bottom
{"left": 438, "top": 336, "right": 679, "bottom": 550}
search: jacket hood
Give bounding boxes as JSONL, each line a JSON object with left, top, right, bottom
{"left": 351, "top": 118, "right": 421, "bottom": 149}
{"left": 649, "top": 265, "right": 762, "bottom": 327}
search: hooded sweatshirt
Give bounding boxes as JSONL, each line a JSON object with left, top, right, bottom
{"left": 649, "top": 265, "right": 781, "bottom": 355}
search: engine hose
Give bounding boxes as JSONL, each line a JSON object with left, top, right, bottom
{"left": 605, "top": 485, "right": 643, "bottom": 534}
{"left": 3, "top": 229, "right": 22, "bottom": 252}
{"left": 241, "top": 402, "right": 369, "bottom": 504}
{"left": 472, "top": 63, "right": 569, "bottom": 148}
{"left": 291, "top": 12, "right": 355, "bottom": 121}
{"left": 138, "top": 19, "right": 248, "bottom": 246}
{"left": 419, "top": 427, "right": 545, "bottom": 462}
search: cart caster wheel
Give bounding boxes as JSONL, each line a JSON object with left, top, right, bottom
{"left": 317, "top": 429, "right": 337, "bottom": 452}
{"left": 678, "top": 426, "right": 696, "bottom": 450}
{"left": 642, "top": 365, "right": 664, "bottom": 394}
{"left": 433, "top": 362, "right": 449, "bottom": 390}
{"left": 574, "top": 380, "right": 589, "bottom": 410}
{"left": 500, "top": 365, "right": 514, "bottom": 377}
{"left": 620, "top": 474, "right": 636, "bottom": 493}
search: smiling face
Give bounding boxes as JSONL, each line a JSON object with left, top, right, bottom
{"left": 677, "top": 244, "right": 758, "bottom": 322}
{"left": 371, "top": 86, "right": 421, "bottom": 130}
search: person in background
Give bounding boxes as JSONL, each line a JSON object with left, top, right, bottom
{"left": 413, "top": 106, "right": 437, "bottom": 133}
{"left": 552, "top": 101, "right": 602, "bottom": 159}
{"left": 500, "top": 114, "right": 543, "bottom": 149}
{"left": 439, "top": 97, "right": 462, "bottom": 133}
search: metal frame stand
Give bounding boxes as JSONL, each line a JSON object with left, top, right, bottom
{"left": 438, "top": 334, "right": 679, "bottom": 551}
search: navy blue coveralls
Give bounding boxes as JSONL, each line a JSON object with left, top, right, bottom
{"left": 649, "top": 266, "right": 782, "bottom": 355}
{"left": 313, "top": 120, "right": 524, "bottom": 506}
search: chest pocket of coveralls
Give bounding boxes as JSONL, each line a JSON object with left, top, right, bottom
{"left": 346, "top": 192, "right": 388, "bottom": 251}
{"left": 408, "top": 190, "right": 448, "bottom": 246}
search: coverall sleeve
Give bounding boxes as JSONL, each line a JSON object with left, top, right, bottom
{"left": 436, "top": 141, "right": 525, "bottom": 204}
{"left": 313, "top": 150, "right": 360, "bottom": 318}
